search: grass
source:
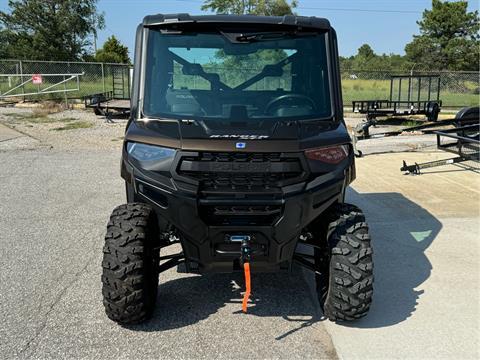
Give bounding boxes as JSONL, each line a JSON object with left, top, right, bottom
{"left": 4, "top": 113, "right": 80, "bottom": 124}
{"left": 3, "top": 108, "right": 93, "bottom": 131}
{"left": 401, "top": 120, "right": 424, "bottom": 127}
{"left": 51, "top": 121, "right": 93, "bottom": 131}
{"left": 3, "top": 112, "right": 57, "bottom": 123}
{"left": 3, "top": 112, "right": 27, "bottom": 119}
{"left": 2, "top": 102, "right": 70, "bottom": 124}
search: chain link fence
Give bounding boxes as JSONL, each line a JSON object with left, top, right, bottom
{"left": 0, "top": 59, "right": 131, "bottom": 101}
{"left": 0, "top": 59, "right": 478, "bottom": 108}
{"left": 341, "top": 69, "right": 479, "bottom": 108}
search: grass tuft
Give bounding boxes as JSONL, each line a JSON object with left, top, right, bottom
{"left": 4, "top": 112, "right": 56, "bottom": 123}
{"left": 401, "top": 120, "right": 424, "bottom": 128}
{"left": 51, "top": 121, "right": 93, "bottom": 131}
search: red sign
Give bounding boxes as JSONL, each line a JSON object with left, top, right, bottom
{"left": 32, "top": 74, "right": 42, "bottom": 85}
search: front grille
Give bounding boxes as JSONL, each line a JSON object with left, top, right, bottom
{"left": 198, "top": 173, "right": 294, "bottom": 194}
{"left": 177, "top": 151, "right": 306, "bottom": 226}
{"left": 178, "top": 152, "right": 304, "bottom": 194}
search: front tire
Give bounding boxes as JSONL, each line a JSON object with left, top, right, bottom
{"left": 314, "top": 203, "right": 374, "bottom": 321}
{"left": 102, "top": 203, "right": 160, "bottom": 324}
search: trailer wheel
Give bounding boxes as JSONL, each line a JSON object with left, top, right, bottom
{"left": 93, "top": 106, "right": 103, "bottom": 116}
{"left": 314, "top": 203, "right": 374, "bottom": 321}
{"left": 427, "top": 102, "right": 440, "bottom": 122}
{"left": 102, "top": 203, "right": 160, "bottom": 324}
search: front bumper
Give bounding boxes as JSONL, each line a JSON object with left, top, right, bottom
{"left": 121, "top": 150, "right": 352, "bottom": 273}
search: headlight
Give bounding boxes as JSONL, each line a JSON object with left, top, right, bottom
{"left": 126, "top": 142, "right": 176, "bottom": 172}
{"left": 305, "top": 145, "right": 349, "bottom": 164}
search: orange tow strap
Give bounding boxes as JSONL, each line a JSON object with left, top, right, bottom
{"left": 242, "top": 262, "right": 251, "bottom": 313}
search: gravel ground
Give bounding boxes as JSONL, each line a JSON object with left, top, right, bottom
{"left": 0, "top": 106, "right": 125, "bottom": 151}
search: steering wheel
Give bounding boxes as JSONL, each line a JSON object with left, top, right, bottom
{"left": 265, "top": 94, "right": 316, "bottom": 115}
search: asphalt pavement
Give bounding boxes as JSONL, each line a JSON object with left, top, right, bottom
{"left": 0, "top": 146, "right": 336, "bottom": 359}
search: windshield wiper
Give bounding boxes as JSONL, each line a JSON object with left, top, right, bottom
{"left": 297, "top": 116, "right": 335, "bottom": 124}
{"left": 235, "top": 31, "right": 316, "bottom": 42}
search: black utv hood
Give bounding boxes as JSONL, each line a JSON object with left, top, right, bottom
{"left": 125, "top": 118, "right": 351, "bottom": 152}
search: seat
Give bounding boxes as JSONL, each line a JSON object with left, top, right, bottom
{"left": 166, "top": 89, "right": 203, "bottom": 115}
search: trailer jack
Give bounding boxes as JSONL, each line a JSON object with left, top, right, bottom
{"left": 401, "top": 124, "right": 479, "bottom": 175}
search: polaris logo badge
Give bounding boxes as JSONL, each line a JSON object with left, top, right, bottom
{"left": 236, "top": 142, "right": 246, "bottom": 149}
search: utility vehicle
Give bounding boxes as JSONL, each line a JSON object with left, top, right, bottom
{"left": 102, "top": 13, "right": 374, "bottom": 324}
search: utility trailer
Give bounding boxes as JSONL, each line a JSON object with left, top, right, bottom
{"left": 84, "top": 66, "right": 131, "bottom": 119}
{"left": 84, "top": 91, "right": 130, "bottom": 119}
{"left": 352, "top": 74, "right": 442, "bottom": 121}
{"left": 401, "top": 107, "right": 479, "bottom": 174}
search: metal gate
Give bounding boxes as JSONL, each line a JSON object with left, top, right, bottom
{"left": 0, "top": 72, "right": 83, "bottom": 100}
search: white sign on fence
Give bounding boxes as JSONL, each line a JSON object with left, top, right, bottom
{"left": 32, "top": 74, "right": 42, "bottom": 85}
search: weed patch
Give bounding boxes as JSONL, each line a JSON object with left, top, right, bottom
{"left": 51, "top": 121, "right": 93, "bottom": 131}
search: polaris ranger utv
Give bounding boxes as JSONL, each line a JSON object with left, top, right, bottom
{"left": 102, "top": 13, "right": 374, "bottom": 324}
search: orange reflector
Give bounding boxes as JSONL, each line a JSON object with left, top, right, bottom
{"left": 242, "top": 262, "right": 251, "bottom": 313}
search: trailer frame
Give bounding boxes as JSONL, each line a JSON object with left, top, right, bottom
{"left": 84, "top": 90, "right": 130, "bottom": 120}
{"left": 352, "top": 74, "right": 442, "bottom": 121}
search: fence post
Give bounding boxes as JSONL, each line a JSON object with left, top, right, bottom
{"left": 127, "top": 65, "right": 131, "bottom": 98}
{"left": 19, "top": 60, "right": 25, "bottom": 101}
{"left": 63, "top": 75, "right": 68, "bottom": 108}
{"left": 101, "top": 63, "right": 106, "bottom": 93}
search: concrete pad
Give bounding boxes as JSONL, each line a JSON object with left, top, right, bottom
{"left": 0, "top": 123, "right": 23, "bottom": 142}
{"left": 356, "top": 134, "right": 439, "bottom": 155}
{"left": 0, "top": 123, "right": 39, "bottom": 151}
{"left": 355, "top": 151, "right": 479, "bottom": 218}
{"left": 319, "top": 151, "right": 480, "bottom": 359}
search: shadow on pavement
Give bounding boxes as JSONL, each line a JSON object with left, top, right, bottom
{"left": 126, "top": 188, "right": 442, "bottom": 332}
{"left": 127, "top": 271, "right": 323, "bottom": 336}
{"left": 343, "top": 189, "right": 442, "bottom": 328}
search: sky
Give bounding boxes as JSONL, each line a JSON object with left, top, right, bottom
{"left": 1, "top": 0, "right": 479, "bottom": 58}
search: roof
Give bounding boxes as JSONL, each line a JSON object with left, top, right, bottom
{"left": 142, "top": 13, "right": 331, "bottom": 30}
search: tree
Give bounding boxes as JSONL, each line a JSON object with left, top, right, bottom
{"left": 201, "top": 0, "right": 298, "bottom": 16}
{"left": 357, "top": 44, "right": 375, "bottom": 60}
{"left": 340, "top": 45, "right": 408, "bottom": 71}
{"left": 95, "top": 35, "right": 130, "bottom": 64}
{"left": 405, "top": 0, "right": 480, "bottom": 71}
{"left": 0, "top": 26, "right": 10, "bottom": 58}
{"left": 0, "top": 0, "right": 104, "bottom": 61}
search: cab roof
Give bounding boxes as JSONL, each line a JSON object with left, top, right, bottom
{"left": 142, "top": 13, "right": 331, "bottom": 31}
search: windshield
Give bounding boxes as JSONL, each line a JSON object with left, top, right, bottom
{"left": 142, "top": 28, "right": 332, "bottom": 123}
